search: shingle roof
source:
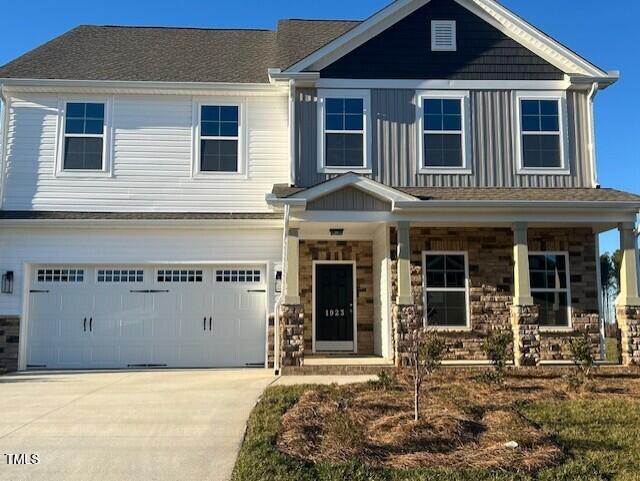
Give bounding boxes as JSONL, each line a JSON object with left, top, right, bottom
{"left": 271, "top": 184, "right": 640, "bottom": 203}
{"left": 0, "top": 20, "right": 360, "bottom": 83}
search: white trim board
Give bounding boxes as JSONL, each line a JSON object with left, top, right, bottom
{"left": 285, "top": 0, "right": 610, "bottom": 79}
{"left": 312, "top": 260, "right": 358, "bottom": 353}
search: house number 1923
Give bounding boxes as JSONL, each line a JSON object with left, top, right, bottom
{"left": 325, "top": 309, "right": 345, "bottom": 317}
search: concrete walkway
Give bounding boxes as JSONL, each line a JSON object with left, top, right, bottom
{"left": 0, "top": 369, "right": 274, "bottom": 481}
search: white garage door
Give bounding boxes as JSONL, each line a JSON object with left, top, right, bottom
{"left": 25, "top": 265, "right": 267, "bottom": 369}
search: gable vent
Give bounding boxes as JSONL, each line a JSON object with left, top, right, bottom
{"left": 431, "top": 20, "right": 457, "bottom": 51}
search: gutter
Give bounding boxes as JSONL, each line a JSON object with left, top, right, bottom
{"left": 392, "top": 200, "right": 640, "bottom": 210}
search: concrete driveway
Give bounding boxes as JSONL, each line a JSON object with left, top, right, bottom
{"left": 0, "top": 369, "right": 274, "bottom": 481}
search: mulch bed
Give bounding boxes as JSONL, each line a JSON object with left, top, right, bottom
{"left": 276, "top": 368, "right": 640, "bottom": 472}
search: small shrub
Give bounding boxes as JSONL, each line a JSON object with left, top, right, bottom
{"left": 568, "top": 332, "right": 596, "bottom": 389}
{"left": 480, "top": 329, "right": 513, "bottom": 385}
{"left": 368, "top": 370, "right": 395, "bottom": 391}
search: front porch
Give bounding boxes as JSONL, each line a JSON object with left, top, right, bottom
{"left": 271, "top": 175, "right": 640, "bottom": 373}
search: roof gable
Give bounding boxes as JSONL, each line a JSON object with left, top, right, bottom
{"left": 321, "top": 0, "right": 563, "bottom": 80}
{"left": 286, "top": 0, "right": 609, "bottom": 79}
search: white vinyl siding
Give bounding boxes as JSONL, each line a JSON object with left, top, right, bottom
{"left": 2, "top": 93, "right": 289, "bottom": 212}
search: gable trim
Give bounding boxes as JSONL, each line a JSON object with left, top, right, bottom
{"left": 285, "top": 0, "right": 610, "bottom": 79}
{"left": 292, "top": 173, "right": 417, "bottom": 203}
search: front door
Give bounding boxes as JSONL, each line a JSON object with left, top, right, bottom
{"left": 315, "top": 263, "right": 355, "bottom": 352}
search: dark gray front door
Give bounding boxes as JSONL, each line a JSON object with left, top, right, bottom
{"left": 315, "top": 264, "right": 354, "bottom": 351}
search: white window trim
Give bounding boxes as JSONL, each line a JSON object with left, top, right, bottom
{"left": 317, "top": 88, "right": 372, "bottom": 174}
{"left": 191, "top": 97, "right": 247, "bottom": 178}
{"left": 529, "top": 251, "right": 573, "bottom": 332}
{"left": 417, "top": 90, "right": 472, "bottom": 174}
{"left": 514, "top": 90, "right": 570, "bottom": 175}
{"left": 422, "top": 251, "right": 471, "bottom": 331}
{"left": 55, "top": 97, "right": 113, "bottom": 178}
{"left": 431, "top": 20, "right": 457, "bottom": 52}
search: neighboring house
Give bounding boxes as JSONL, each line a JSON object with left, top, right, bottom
{"left": 0, "top": 0, "right": 639, "bottom": 373}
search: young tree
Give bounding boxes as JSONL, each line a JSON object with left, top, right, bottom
{"left": 481, "top": 329, "right": 513, "bottom": 385}
{"left": 406, "top": 328, "right": 446, "bottom": 422}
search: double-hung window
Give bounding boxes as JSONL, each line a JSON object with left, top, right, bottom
{"left": 63, "top": 102, "right": 106, "bottom": 171}
{"left": 418, "top": 91, "right": 470, "bottom": 173}
{"left": 423, "top": 252, "right": 469, "bottom": 328}
{"left": 199, "top": 105, "right": 240, "bottom": 173}
{"left": 516, "top": 92, "right": 568, "bottom": 173}
{"left": 529, "top": 253, "right": 571, "bottom": 328}
{"left": 318, "top": 90, "right": 370, "bottom": 172}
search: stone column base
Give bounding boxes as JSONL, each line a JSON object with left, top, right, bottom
{"left": 617, "top": 305, "right": 640, "bottom": 366}
{"left": 510, "top": 305, "right": 540, "bottom": 367}
{"left": 279, "top": 304, "right": 304, "bottom": 367}
{"left": 392, "top": 304, "right": 419, "bottom": 367}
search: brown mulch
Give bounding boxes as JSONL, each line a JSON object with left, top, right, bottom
{"left": 276, "top": 367, "right": 640, "bottom": 471}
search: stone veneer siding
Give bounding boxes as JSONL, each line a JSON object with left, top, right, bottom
{"left": 299, "top": 240, "right": 374, "bottom": 354}
{"left": 0, "top": 317, "right": 20, "bottom": 372}
{"left": 390, "top": 227, "right": 600, "bottom": 362}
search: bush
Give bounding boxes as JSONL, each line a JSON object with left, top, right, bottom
{"left": 568, "top": 332, "right": 596, "bottom": 389}
{"left": 480, "top": 330, "right": 513, "bottom": 385}
{"left": 368, "top": 370, "right": 395, "bottom": 391}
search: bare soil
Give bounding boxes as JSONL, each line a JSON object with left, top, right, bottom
{"left": 276, "top": 367, "right": 640, "bottom": 471}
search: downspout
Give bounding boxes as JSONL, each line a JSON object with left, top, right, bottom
{"left": 273, "top": 203, "right": 291, "bottom": 374}
{"left": 587, "top": 82, "right": 599, "bottom": 188}
{"left": 288, "top": 79, "right": 296, "bottom": 186}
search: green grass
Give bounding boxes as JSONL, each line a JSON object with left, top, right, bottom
{"left": 232, "top": 385, "right": 640, "bottom": 481}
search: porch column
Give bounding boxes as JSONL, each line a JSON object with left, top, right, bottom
{"left": 615, "top": 222, "right": 640, "bottom": 366}
{"left": 283, "top": 228, "right": 300, "bottom": 305}
{"left": 396, "top": 221, "right": 413, "bottom": 306}
{"left": 393, "top": 221, "right": 417, "bottom": 367}
{"left": 510, "top": 222, "right": 540, "bottom": 367}
{"left": 280, "top": 227, "right": 304, "bottom": 368}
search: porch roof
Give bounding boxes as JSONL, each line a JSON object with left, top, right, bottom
{"left": 271, "top": 184, "right": 640, "bottom": 203}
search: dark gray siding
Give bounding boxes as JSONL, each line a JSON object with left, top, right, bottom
{"left": 307, "top": 187, "right": 391, "bottom": 211}
{"left": 295, "top": 88, "right": 592, "bottom": 188}
{"left": 320, "top": 0, "right": 564, "bottom": 81}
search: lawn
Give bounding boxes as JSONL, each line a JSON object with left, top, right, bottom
{"left": 232, "top": 369, "right": 640, "bottom": 481}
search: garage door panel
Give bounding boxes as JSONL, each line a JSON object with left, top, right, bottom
{"left": 27, "top": 264, "right": 267, "bottom": 369}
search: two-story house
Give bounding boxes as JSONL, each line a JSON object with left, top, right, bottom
{"left": 0, "top": 0, "right": 639, "bottom": 373}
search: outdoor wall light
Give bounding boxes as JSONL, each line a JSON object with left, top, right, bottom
{"left": 330, "top": 228, "right": 344, "bottom": 236}
{"left": 1, "top": 271, "right": 13, "bottom": 294}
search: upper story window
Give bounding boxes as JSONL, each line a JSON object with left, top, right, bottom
{"left": 417, "top": 91, "right": 471, "bottom": 174}
{"left": 199, "top": 105, "right": 239, "bottom": 173}
{"left": 423, "top": 252, "right": 470, "bottom": 329}
{"left": 63, "top": 102, "right": 105, "bottom": 171}
{"left": 431, "top": 20, "right": 457, "bottom": 51}
{"left": 516, "top": 92, "right": 569, "bottom": 174}
{"left": 317, "top": 89, "right": 371, "bottom": 173}
{"left": 529, "top": 253, "right": 571, "bottom": 329}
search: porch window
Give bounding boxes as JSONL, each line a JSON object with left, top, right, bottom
{"left": 423, "top": 252, "right": 469, "bottom": 328}
{"left": 529, "top": 253, "right": 571, "bottom": 328}
{"left": 63, "top": 102, "right": 105, "bottom": 170}
{"left": 199, "top": 105, "right": 239, "bottom": 172}
{"left": 318, "top": 89, "right": 370, "bottom": 172}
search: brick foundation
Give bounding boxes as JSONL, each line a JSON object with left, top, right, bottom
{"left": 0, "top": 317, "right": 20, "bottom": 373}
{"left": 279, "top": 304, "right": 304, "bottom": 367}
{"left": 392, "top": 304, "right": 418, "bottom": 367}
{"left": 617, "top": 305, "right": 640, "bottom": 366}
{"left": 510, "top": 305, "right": 540, "bottom": 366}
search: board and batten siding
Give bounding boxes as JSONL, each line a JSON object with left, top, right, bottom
{"left": 2, "top": 93, "right": 289, "bottom": 212}
{"left": 295, "top": 88, "right": 593, "bottom": 188}
{"left": 0, "top": 226, "right": 283, "bottom": 317}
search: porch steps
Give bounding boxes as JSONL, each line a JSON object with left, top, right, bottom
{"left": 281, "top": 355, "right": 394, "bottom": 376}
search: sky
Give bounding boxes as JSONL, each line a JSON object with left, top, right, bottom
{"left": 0, "top": 0, "right": 637, "bottom": 253}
